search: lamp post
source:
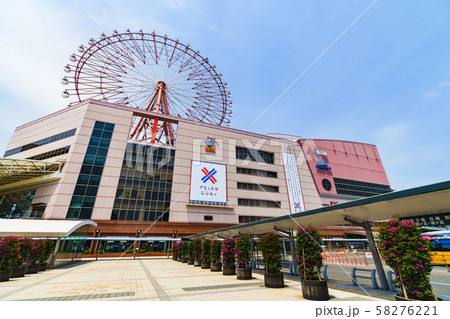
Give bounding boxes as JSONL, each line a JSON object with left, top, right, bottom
{"left": 170, "top": 230, "right": 178, "bottom": 258}
{"left": 134, "top": 230, "right": 141, "bottom": 260}
{"left": 95, "top": 229, "right": 101, "bottom": 261}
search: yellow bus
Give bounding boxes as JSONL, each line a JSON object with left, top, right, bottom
{"left": 424, "top": 230, "right": 450, "bottom": 266}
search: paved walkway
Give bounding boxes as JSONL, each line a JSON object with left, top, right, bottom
{"left": 0, "top": 257, "right": 389, "bottom": 301}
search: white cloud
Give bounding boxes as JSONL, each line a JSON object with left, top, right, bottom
{"left": 422, "top": 92, "right": 440, "bottom": 98}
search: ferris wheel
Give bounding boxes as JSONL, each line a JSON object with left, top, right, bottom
{"left": 61, "top": 29, "right": 232, "bottom": 145}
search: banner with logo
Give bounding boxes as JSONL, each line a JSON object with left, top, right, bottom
{"left": 189, "top": 160, "right": 227, "bottom": 203}
{"left": 282, "top": 152, "right": 305, "bottom": 214}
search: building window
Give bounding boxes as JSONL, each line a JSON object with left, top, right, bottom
{"left": 4, "top": 128, "right": 76, "bottom": 157}
{"left": 236, "top": 147, "right": 274, "bottom": 164}
{"left": 66, "top": 121, "right": 114, "bottom": 219}
{"left": 0, "top": 190, "right": 36, "bottom": 219}
{"left": 322, "top": 178, "right": 332, "bottom": 191}
{"left": 333, "top": 178, "right": 392, "bottom": 198}
{"left": 237, "top": 182, "right": 279, "bottom": 193}
{"left": 236, "top": 167, "right": 277, "bottom": 178}
{"left": 238, "top": 216, "right": 272, "bottom": 224}
{"left": 27, "top": 146, "right": 70, "bottom": 161}
{"left": 204, "top": 215, "right": 213, "bottom": 221}
{"left": 238, "top": 198, "right": 281, "bottom": 208}
{"left": 111, "top": 143, "right": 175, "bottom": 222}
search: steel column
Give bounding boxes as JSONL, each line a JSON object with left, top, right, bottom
{"left": 344, "top": 216, "right": 389, "bottom": 290}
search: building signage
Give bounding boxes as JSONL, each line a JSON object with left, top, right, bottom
{"left": 189, "top": 160, "right": 227, "bottom": 203}
{"left": 313, "top": 147, "right": 331, "bottom": 170}
{"left": 204, "top": 136, "right": 218, "bottom": 153}
{"left": 400, "top": 213, "right": 450, "bottom": 229}
{"left": 282, "top": 152, "right": 305, "bottom": 214}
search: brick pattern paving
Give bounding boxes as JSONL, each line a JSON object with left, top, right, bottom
{"left": 0, "top": 257, "right": 383, "bottom": 301}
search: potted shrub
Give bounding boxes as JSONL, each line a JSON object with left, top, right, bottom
{"left": 235, "top": 235, "right": 252, "bottom": 280}
{"left": 187, "top": 241, "right": 194, "bottom": 265}
{"left": 259, "top": 232, "right": 284, "bottom": 288}
{"left": 37, "top": 239, "right": 54, "bottom": 271}
{"left": 296, "top": 225, "right": 330, "bottom": 300}
{"left": 222, "top": 238, "right": 236, "bottom": 275}
{"left": 201, "top": 239, "right": 211, "bottom": 269}
{"left": 0, "top": 236, "right": 18, "bottom": 282}
{"left": 173, "top": 242, "right": 179, "bottom": 261}
{"left": 180, "top": 241, "right": 189, "bottom": 263}
{"left": 11, "top": 237, "right": 31, "bottom": 278}
{"left": 176, "top": 242, "right": 183, "bottom": 262}
{"left": 377, "top": 218, "right": 439, "bottom": 301}
{"left": 25, "top": 239, "right": 40, "bottom": 274}
{"left": 193, "top": 239, "right": 202, "bottom": 267}
{"left": 210, "top": 240, "right": 222, "bottom": 272}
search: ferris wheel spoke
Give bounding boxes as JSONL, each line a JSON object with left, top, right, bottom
{"left": 65, "top": 31, "right": 230, "bottom": 144}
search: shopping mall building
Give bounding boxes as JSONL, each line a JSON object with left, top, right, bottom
{"left": 0, "top": 99, "right": 392, "bottom": 254}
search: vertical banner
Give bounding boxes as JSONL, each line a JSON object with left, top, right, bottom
{"left": 189, "top": 160, "right": 227, "bottom": 203}
{"left": 282, "top": 152, "right": 305, "bottom": 214}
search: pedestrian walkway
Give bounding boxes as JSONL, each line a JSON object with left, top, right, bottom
{"left": 0, "top": 257, "right": 388, "bottom": 301}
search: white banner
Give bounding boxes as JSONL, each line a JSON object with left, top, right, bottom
{"left": 282, "top": 152, "right": 305, "bottom": 214}
{"left": 189, "top": 160, "right": 227, "bottom": 203}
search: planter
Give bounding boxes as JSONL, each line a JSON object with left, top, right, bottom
{"left": 210, "top": 262, "right": 222, "bottom": 272}
{"left": 11, "top": 267, "right": 27, "bottom": 278}
{"left": 0, "top": 269, "right": 12, "bottom": 282}
{"left": 26, "top": 264, "right": 40, "bottom": 274}
{"left": 187, "top": 258, "right": 194, "bottom": 265}
{"left": 182, "top": 257, "right": 188, "bottom": 263}
{"left": 264, "top": 272, "right": 284, "bottom": 288}
{"left": 194, "top": 259, "right": 202, "bottom": 267}
{"left": 394, "top": 294, "right": 442, "bottom": 301}
{"left": 201, "top": 261, "right": 211, "bottom": 269}
{"left": 39, "top": 263, "right": 48, "bottom": 271}
{"left": 301, "top": 279, "right": 330, "bottom": 301}
{"left": 223, "top": 265, "right": 236, "bottom": 276}
{"left": 237, "top": 267, "right": 252, "bottom": 280}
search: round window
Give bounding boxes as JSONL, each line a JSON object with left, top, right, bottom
{"left": 322, "top": 179, "right": 332, "bottom": 191}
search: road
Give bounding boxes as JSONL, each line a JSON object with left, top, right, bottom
{"left": 324, "top": 262, "right": 450, "bottom": 297}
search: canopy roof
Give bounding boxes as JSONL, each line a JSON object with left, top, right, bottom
{"left": 186, "top": 180, "right": 450, "bottom": 239}
{"left": 0, "top": 158, "right": 62, "bottom": 190}
{"left": 0, "top": 219, "right": 97, "bottom": 238}
{"left": 83, "top": 236, "right": 181, "bottom": 241}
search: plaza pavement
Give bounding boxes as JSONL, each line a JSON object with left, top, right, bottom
{"left": 0, "top": 257, "right": 390, "bottom": 301}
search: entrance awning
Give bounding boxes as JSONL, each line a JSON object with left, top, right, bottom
{"left": 0, "top": 158, "right": 63, "bottom": 191}
{"left": 0, "top": 219, "right": 97, "bottom": 237}
{"left": 186, "top": 180, "right": 450, "bottom": 239}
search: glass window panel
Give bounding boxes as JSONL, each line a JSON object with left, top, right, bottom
{"left": 94, "top": 156, "right": 106, "bottom": 165}
{"left": 92, "top": 129, "right": 102, "bottom": 138}
{"left": 91, "top": 165, "right": 104, "bottom": 176}
{"left": 77, "top": 174, "right": 90, "bottom": 185}
{"left": 73, "top": 185, "right": 86, "bottom": 196}
{"left": 94, "top": 122, "right": 106, "bottom": 130}
{"left": 80, "top": 165, "right": 93, "bottom": 175}
{"left": 83, "top": 155, "right": 96, "bottom": 165}
{"left": 97, "top": 148, "right": 108, "bottom": 157}
{"left": 67, "top": 208, "right": 80, "bottom": 219}
{"left": 99, "top": 139, "right": 111, "bottom": 148}
{"left": 104, "top": 123, "right": 115, "bottom": 131}
{"left": 85, "top": 186, "right": 99, "bottom": 196}
{"left": 86, "top": 146, "right": 97, "bottom": 155}
{"left": 101, "top": 130, "right": 113, "bottom": 139}
{"left": 89, "top": 137, "right": 101, "bottom": 147}
{"left": 88, "top": 175, "right": 101, "bottom": 186}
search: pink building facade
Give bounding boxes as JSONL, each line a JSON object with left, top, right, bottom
{"left": 299, "top": 139, "right": 391, "bottom": 207}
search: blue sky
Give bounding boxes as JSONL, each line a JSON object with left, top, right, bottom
{"left": 0, "top": 0, "right": 449, "bottom": 190}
